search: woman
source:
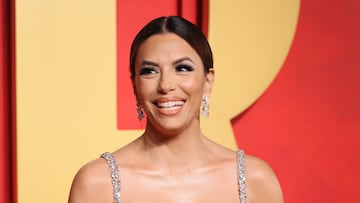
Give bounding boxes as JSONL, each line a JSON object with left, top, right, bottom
{"left": 68, "top": 16, "right": 283, "bottom": 203}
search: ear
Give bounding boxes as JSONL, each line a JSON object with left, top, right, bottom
{"left": 203, "top": 68, "right": 215, "bottom": 97}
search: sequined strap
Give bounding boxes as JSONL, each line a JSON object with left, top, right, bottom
{"left": 236, "top": 150, "right": 247, "bottom": 203}
{"left": 101, "top": 152, "right": 121, "bottom": 203}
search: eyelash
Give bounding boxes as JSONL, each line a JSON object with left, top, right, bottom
{"left": 139, "top": 67, "right": 158, "bottom": 75}
{"left": 176, "top": 64, "right": 194, "bottom": 72}
{"left": 139, "top": 64, "right": 194, "bottom": 75}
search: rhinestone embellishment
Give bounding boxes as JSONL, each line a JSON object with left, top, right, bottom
{"left": 237, "top": 150, "right": 247, "bottom": 203}
{"left": 101, "top": 152, "right": 121, "bottom": 203}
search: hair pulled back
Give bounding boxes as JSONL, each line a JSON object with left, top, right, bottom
{"left": 130, "top": 16, "right": 213, "bottom": 80}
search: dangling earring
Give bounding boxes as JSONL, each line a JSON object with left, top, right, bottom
{"left": 201, "top": 96, "right": 210, "bottom": 118}
{"left": 136, "top": 100, "right": 144, "bottom": 121}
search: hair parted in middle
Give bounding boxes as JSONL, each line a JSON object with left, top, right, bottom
{"left": 129, "top": 16, "right": 213, "bottom": 81}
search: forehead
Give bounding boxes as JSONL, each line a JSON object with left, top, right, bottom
{"left": 136, "top": 33, "right": 202, "bottom": 63}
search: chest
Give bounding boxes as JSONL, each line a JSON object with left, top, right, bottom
{"left": 100, "top": 151, "right": 247, "bottom": 203}
{"left": 120, "top": 170, "right": 241, "bottom": 203}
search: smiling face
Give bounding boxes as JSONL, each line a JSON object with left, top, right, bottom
{"left": 133, "top": 33, "right": 214, "bottom": 135}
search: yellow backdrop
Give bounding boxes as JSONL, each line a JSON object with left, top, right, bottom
{"left": 16, "top": 0, "right": 299, "bottom": 202}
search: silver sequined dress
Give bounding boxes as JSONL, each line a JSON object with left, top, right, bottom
{"left": 101, "top": 150, "right": 247, "bottom": 203}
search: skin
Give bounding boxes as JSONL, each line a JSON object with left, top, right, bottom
{"left": 68, "top": 33, "right": 283, "bottom": 203}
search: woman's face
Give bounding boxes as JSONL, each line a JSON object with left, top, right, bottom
{"left": 133, "top": 33, "right": 214, "bottom": 134}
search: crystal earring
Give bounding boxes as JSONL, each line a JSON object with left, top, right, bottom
{"left": 201, "top": 96, "right": 209, "bottom": 118}
{"left": 136, "top": 100, "right": 144, "bottom": 121}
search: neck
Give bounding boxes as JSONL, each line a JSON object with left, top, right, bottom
{"left": 138, "top": 122, "right": 212, "bottom": 171}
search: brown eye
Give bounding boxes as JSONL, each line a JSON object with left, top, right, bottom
{"left": 139, "top": 67, "right": 158, "bottom": 75}
{"left": 176, "top": 64, "right": 194, "bottom": 72}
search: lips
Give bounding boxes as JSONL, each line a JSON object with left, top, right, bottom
{"left": 154, "top": 99, "right": 185, "bottom": 114}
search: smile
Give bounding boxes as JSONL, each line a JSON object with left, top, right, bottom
{"left": 155, "top": 100, "right": 185, "bottom": 114}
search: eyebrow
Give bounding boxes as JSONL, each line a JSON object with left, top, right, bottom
{"left": 140, "top": 60, "right": 159, "bottom": 67}
{"left": 140, "top": 57, "right": 195, "bottom": 67}
{"left": 172, "top": 57, "right": 195, "bottom": 65}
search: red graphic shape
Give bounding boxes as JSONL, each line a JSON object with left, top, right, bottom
{"left": 0, "top": 0, "right": 16, "bottom": 202}
{"left": 117, "top": 0, "right": 208, "bottom": 129}
{"left": 232, "top": 0, "right": 360, "bottom": 202}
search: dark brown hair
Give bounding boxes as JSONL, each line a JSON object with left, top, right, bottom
{"left": 130, "top": 16, "right": 213, "bottom": 80}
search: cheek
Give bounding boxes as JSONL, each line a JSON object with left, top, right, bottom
{"left": 134, "top": 79, "right": 154, "bottom": 100}
{"left": 178, "top": 76, "right": 206, "bottom": 95}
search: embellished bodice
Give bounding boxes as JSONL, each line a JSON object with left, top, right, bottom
{"left": 101, "top": 150, "right": 247, "bottom": 203}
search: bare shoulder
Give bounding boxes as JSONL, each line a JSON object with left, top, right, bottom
{"left": 245, "top": 155, "right": 284, "bottom": 203}
{"left": 68, "top": 157, "right": 112, "bottom": 203}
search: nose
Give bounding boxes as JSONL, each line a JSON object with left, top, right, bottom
{"left": 158, "top": 71, "right": 175, "bottom": 94}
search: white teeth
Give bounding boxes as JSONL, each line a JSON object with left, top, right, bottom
{"left": 161, "top": 106, "right": 181, "bottom": 111}
{"left": 157, "top": 101, "right": 184, "bottom": 108}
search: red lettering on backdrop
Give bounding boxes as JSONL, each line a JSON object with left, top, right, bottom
{"left": 117, "top": 0, "right": 208, "bottom": 129}
{"left": 232, "top": 0, "right": 360, "bottom": 202}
